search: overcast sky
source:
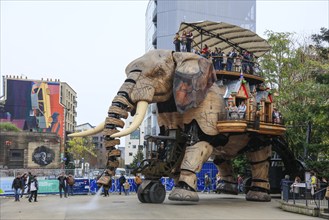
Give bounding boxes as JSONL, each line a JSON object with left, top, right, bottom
{"left": 1, "top": 0, "right": 328, "bottom": 126}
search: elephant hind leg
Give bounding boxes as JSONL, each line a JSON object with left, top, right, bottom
{"left": 246, "top": 146, "right": 271, "bottom": 202}
{"left": 213, "top": 157, "right": 238, "bottom": 195}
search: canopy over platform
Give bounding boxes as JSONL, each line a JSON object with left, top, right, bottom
{"left": 178, "top": 21, "right": 271, "bottom": 57}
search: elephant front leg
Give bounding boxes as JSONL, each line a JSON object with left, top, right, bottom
{"left": 168, "top": 141, "right": 213, "bottom": 202}
{"left": 213, "top": 157, "right": 238, "bottom": 195}
{"left": 246, "top": 145, "right": 271, "bottom": 202}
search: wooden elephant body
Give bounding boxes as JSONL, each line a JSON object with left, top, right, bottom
{"left": 69, "top": 50, "right": 274, "bottom": 203}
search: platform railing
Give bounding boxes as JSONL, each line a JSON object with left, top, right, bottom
{"left": 282, "top": 181, "right": 328, "bottom": 211}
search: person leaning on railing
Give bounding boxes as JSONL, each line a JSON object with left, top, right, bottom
{"left": 272, "top": 107, "right": 282, "bottom": 124}
{"left": 290, "top": 176, "right": 301, "bottom": 199}
{"left": 226, "top": 102, "right": 238, "bottom": 119}
{"left": 173, "top": 33, "right": 181, "bottom": 52}
{"left": 237, "top": 101, "right": 246, "bottom": 119}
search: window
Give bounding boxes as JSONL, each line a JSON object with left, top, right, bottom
{"left": 132, "top": 145, "right": 136, "bottom": 149}
{"left": 129, "top": 152, "right": 133, "bottom": 156}
{"left": 9, "top": 149, "right": 23, "bottom": 161}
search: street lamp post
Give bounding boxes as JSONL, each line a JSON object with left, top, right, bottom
{"left": 62, "top": 107, "right": 70, "bottom": 169}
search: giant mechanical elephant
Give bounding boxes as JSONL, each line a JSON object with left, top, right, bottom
{"left": 70, "top": 50, "right": 272, "bottom": 202}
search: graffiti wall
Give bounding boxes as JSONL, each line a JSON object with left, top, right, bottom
{"left": 0, "top": 79, "right": 64, "bottom": 139}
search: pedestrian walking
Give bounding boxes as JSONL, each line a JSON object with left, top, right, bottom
{"left": 26, "top": 171, "right": 33, "bottom": 198}
{"left": 203, "top": 173, "right": 211, "bottom": 193}
{"left": 118, "top": 173, "right": 126, "bottom": 195}
{"left": 20, "top": 173, "right": 28, "bottom": 198}
{"left": 12, "top": 174, "right": 22, "bottom": 202}
{"left": 28, "top": 175, "right": 38, "bottom": 202}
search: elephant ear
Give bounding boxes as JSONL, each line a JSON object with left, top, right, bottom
{"left": 173, "top": 52, "right": 217, "bottom": 113}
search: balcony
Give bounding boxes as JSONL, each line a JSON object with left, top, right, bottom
{"left": 216, "top": 112, "right": 286, "bottom": 136}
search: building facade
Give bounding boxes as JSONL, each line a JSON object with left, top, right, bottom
{"left": 0, "top": 75, "right": 77, "bottom": 167}
{"left": 123, "top": 115, "right": 145, "bottom": 166}
{"left": 0, "top": 131, "right": 61, "bottom": 169}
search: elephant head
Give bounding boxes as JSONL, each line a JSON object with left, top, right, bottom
{"left": 69, "top": 50, "right": 216, "bottom": 176}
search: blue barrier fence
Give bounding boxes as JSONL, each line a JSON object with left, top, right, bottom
{"left": 1, "top": 162, "right": 219, "bottom": 196}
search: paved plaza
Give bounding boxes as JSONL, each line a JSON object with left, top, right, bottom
{"left": 0, "top": 192, "right": 318, "bottom": 220}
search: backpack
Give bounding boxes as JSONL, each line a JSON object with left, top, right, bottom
{"left": 67, "top": 176, "right": 75, "bottom": 186}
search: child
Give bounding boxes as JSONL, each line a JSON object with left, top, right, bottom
{"left": 124, "top": 180, "right": 130, "bottom": 196}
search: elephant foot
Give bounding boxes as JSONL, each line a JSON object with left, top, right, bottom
{"left": 168, "top": 187, "right": 199, "bottom": 202}
{"left": 216, "top": 182, "right": 238, "bottom": 195}
{"left": 246, "top": 190, "right": 271, "bottom": 202}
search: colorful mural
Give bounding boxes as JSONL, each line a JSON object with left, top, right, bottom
{"left": 0, "top": 79, "right": 64, "bottom": 139}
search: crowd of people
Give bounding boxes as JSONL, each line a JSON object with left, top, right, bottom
{"left": 11, "top": 171, "right": 75, "bottom": 202}
{"left": 11, "top": 171, "right": 39, "bottom": 202}
{"left": 281, "top": 171, "right": 329, "bottom": 200}
{"left": 224, "top": 100, "right": 284, "bottom": 125}
{"left": 173, "top": 32, "right": 257, "bottom": 74}
{"left": 226, "top": 101, "right": 247, "bottom": 119}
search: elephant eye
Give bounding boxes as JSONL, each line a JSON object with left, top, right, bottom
{"left": 155, "top": 70, "right": 164, "bottom": 77}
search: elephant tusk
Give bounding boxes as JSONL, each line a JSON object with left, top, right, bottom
{"left": 111, "top": 101, "right": 148, "bottom": 138}
{"left": 68, "top": 122, "right": 105, "bottom": 137}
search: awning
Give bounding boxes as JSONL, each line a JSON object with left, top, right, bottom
{"left": 178, "top": 21, "right": 271, "bottom": 57}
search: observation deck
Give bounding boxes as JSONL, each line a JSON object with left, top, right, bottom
{"left": 214, "top": 69, "right": 286, "bottom": 136}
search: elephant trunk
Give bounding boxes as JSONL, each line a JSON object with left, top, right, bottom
{"left": 100, "top": 93, "right": 134, "bottom": 180}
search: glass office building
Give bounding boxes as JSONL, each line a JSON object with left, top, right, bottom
{"left": 146, "top": 0, "right": 256, "bottom": 51}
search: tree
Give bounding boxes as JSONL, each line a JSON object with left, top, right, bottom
{"left": 260, "top": 29, "right": 329, "bottom": 178}
{"left": 0, "top": 122, "right": 21, "bottom": 132}
{"left": 66, "top": 137, "right": 97, "bottom": 165}
{"left": 129, "top": 148, "right": 144, "bottom": 169}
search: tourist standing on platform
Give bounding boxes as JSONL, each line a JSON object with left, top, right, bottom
{"left": 58, "top": 172, "right": 67, "bottom": 198}
{"left": 226, "top": 101, "right": 238, "bottom": 118}
{"left": 186, "top": 30, "right": 193, "bottom": 52}
{"left": 238, "top": 101, "right": 247, "bottom": 118}
{"left": 272, "top": 107, "right": 282, "bottom": 124}
{"left": 201, "top": 44, "right": 209, "bottom": 58}
{"left": 226, "top": 48, "right": 237, "bottom": 71}
{"left": 180, "top": 30, "right": 187, "bottom": 52}
{"left": 12, "top": 174, "right": 22, "bottom": 202}
{"left": 242, "top": 50, "right": 250, "bottom": 73}
{"left": 218, "top": 48, "right": 224, "bottom": 70}
{"left": 28, "top": 176, "right": 38, "bottom": 202}
{"left": 173, "top": 33, "right": 181, "bottom": 52}
{"left": 211, "top": 48, "right": 220, "bottom": 70}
